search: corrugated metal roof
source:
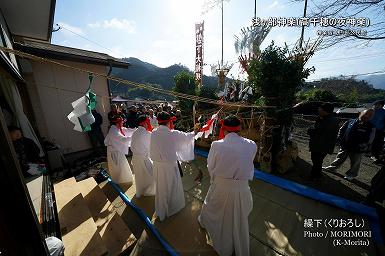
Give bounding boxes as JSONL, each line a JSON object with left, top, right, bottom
{"left": 14, "top": 40, "right": 130, "bottom": 68}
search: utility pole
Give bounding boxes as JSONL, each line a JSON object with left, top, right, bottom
{"left": 299, "top": 0, "right": 308, "bottom": 49}
{"left": 216, "top": 0, "right": 229, "bottom": 87}
{"left": 221, "top": 0, "right": 224, "bottom": 68}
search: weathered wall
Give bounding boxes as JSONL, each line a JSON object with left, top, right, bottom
{"left": 21, "top": 59, "right": 111, "bottom": 154}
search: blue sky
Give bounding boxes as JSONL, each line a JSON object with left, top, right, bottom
{"left": 52, "top": 0, "right": 385, "bottom": 81}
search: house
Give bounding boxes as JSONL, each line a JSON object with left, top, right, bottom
{"left": 15, "top": 40, "right": 129, "bottom": 154}
{"left": 1, "top": 3, "right": 129, "bottom": 157}
{"left": 0, "top": 1, "right": 129, "bottom": 254}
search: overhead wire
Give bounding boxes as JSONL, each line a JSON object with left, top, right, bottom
{"left": 307, "top": 69, "right": 385, "bottom": 82}
{"left": 5, "top": 46, "right": 383, "bottom": 110}
{"left": 55, "top": 24, "right": 123, "bottom": 58}
{"left": 0, "top": 46, "right": 274, "bottom": 109}
{"left": 55, "top": 24, "right": 385, "bottom": 87}
{"left": 309, "top": 51, "right": 385, "bottom": 64}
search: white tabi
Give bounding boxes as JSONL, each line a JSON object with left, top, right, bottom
{"left": 150, "top": 125, "right": 195, "bottom": 221}
{"left": 104, "top": 125, "right": 135, "bottom": 184}
{"left": 199, "top": 133, "right": 257, "bottom": 256}
{"left": 131, "top": 126, "right": 155, "bottom": 197}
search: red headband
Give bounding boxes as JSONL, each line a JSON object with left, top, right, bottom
{"left": 138, "top": 117, "right": 153, "bottom": 132}
{"left": 218, "top": 120, "right": 241, "bottom": 139}
{"left": 158, "top": 116, "right": 177, "bottom": 129}
{"left": 115, "top": 117, "right": 125, "bottom": 136}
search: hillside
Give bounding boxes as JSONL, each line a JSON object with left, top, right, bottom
{"left": 359, "top": 74, "right": 385, "bottom": 90}
{"left": 305, "top": 77, "right": 385, "bottom": 103}
{"left": 110, "top": 57, "right": 218, "bottom": 100}
{"left": 110, "top": 58, "right": 385, "bottom": 103}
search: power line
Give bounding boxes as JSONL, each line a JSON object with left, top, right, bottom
{"left": 309, "top": 52, "right": 385, "bottom": 64}
{"left": 6, "top": 45, "right": 383, "bottom": 101}
{"left": 2, "top": 46, "right": 270, "bottom": 109}
{"left": 54, "top": 24, "right": 123, "bottom": 58}
{"left": 307, "top": 69, "right": 385, "bottom": 82}
{"left": 226, "top": 50, "right": 385, "bottom": 68}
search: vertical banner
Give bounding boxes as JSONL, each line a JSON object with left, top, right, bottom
{"left": 195, "top": 21, "right": 204, "bottom": 87}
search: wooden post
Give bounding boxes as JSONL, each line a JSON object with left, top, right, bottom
{"left": 299, "top": 0, "right": 308, "bottom": 50}
{"left": 259, "top": 97, "right": 279, "bottom": 173}
{"left": 193, "top": 101, "right": 197, "bottom": 126}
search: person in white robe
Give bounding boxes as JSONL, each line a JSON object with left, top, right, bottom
{"left": 131, "top": 115, "right": 155, "bottom": 197}
{"left": 149, "top": 109, "right": 158, "bottom": 128}
{"left": 104, "top": 116, "right": 135, "bottom": 184}
{"left": 198, "top": 115, "right": 257, "bottom": 256}
{"left": 150, "top": 111, "right": 198, "bottom": 221}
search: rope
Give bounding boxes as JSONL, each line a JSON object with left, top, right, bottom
{"left": 1, "top": 46, "right": 274, "bottom": 109}
{"left": 22, "top": 81, "right": 167, "bottom": 112}
{"left": 3, "top": 46, "right": 290, "bottom": 161}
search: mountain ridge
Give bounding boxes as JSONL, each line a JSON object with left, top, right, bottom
{"left": 111, "top": 57, "right": 218, "bottom": 100}
{"left": 110, "top": 57, "right": 385, "bottom": 102}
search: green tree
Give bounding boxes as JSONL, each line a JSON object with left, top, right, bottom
{"left": 347, "top": 88, "right": 358, "bottom": 103}
{"left": 197, "top": 85, "right": 218, "bottom": 110}
{"left": 173, "top": 71, "right": 197, "bottom": 115}
{"left": 298, "top": 88, "right": 341, "bottom": 102}
{"left": 248, "top": 41, "right": 313, "bottom": 172}
{"left": 248, "top": 42, "right": 313, "bottom": 123}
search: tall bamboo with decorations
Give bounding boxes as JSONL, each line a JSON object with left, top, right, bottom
{"left": 247, "top": 40, "right": 317, "bottom": 172}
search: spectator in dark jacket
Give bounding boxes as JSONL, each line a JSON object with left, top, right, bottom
{"left": 87, "top": 109, "right": 105, "bottom": 150}
{"left": 324, "top": 109, "right": 376, "bottom": 180}
{"left": 125, "top": 105, "right": 138, "bottom": 128}
{"left": 370, "top": 100, "right": 385, "bottom": 161}
{"left": 364, "top": 166, "right": 385, "bottom": 205}
{"left": 307, "top": 103, "right": 340, "bottom": 179}
{"left": 8, "top": 126, "right": 40, "bottom": 176}
{"left": 173, "top": 109, "right": 186, "bottom": 131}
{"left": 108, "top": 104, "right": 125, "bottom": 127}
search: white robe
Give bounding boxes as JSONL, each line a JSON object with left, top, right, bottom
{"left": 104, "top": 125, "right": 135, "bottom": 183}
{"left": 199, "top": 133, "right": 257, "bottom": 256}
{"left": 150, "top": 125, "right": 195, "bottom": 221}
{"left": 130, "top": 126, "right": 155, "bottom": 197}
{"left": 45, "top": 236, "right": 65, "bottom": 256}
{"left": 149, "top": 115, "right": 158, "bottom": 128}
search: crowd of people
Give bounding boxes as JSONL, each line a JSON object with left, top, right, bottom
{"left": 7, "top": 99, "right": 385, "bottom": 255}
{"left": 308, "top": 101, "right": 385, "bottom": 185}
{"left": 107, "top": 102, "right": 184, "bottom": 130}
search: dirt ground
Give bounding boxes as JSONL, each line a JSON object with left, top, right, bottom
{"left": 290, "top": 115, "right": 384, "bottom": 205}
{"left": 275, "top": 135, "right": 385, "bottom": 244}
{"left": 285, "top": 136, "right": 380, "bottom": 202}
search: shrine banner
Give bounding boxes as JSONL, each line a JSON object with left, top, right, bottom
{"left": 195, "top": 21, "right": 204, "bottom": 86}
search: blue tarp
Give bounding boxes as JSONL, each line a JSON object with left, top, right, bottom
{"left": 102, "top": 170, "right": 179, "bottom": 256}
{"left": 194, "top": 148, "right": 383, "bottom": 245}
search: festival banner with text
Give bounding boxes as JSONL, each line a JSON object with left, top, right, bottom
{"left": 195, "top": 22, "right": 204, "bottom": 86}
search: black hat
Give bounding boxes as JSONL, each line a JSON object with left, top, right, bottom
{"left": 136, "top": 115, "right": 148, "bottom": 124}
{"left": 320, "top": 103, "right": 334, "bottom": 114}
{"left": 223, "top": 115, "right": 241, "bottom": 127}
{"left": 157, "top": 111, "right": 171, "bottom": 124}
{"left": 8, "top": 125, "right": 21, "bottom": 132}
